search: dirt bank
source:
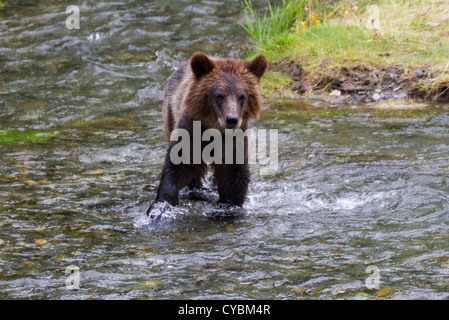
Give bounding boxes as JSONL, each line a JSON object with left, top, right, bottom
{"left": 271, "top": 60, "right": 449, "bottom": 104}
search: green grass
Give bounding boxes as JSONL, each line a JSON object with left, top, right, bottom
{"left": 262, "top": 23, "right": 391, "bottom": 65}
{"left": 242, "top": 0, "right": 307, "bottom": 50}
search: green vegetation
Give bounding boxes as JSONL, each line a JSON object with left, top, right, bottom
{"left": 0, "top": 1, "right": 7, "bottom": 10}
{"left": 243, "top": 0, "right": 328, "bottom": 51}
{"left": 243, "top": 0, "right": 449, "bottom": 100}
{"left": 0, "top": 129, "right": 59, "bottom": 145}
{"left": 242, "top": 0, "right": 308, "bottom": 50}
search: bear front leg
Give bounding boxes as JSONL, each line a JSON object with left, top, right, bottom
{"left": 214, "top": 163, "right": 250, "bottom": 206}
{"left": 146, "top": 149, "right": 181, "bottom": 215}
{"left": 147, "top": 144, "right": 205, "bottom": 215}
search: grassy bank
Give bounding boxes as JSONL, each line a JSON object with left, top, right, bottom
{"left": 243, "top": 0, "right": 449, "bottom": 102}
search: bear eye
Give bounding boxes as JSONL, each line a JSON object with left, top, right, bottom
{"left": 238, "top": 94, "right": 246, "bottom": 103}
{"left": 215, "top": 94, "right": 225, "bottom": 102}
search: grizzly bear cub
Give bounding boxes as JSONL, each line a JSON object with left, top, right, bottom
{"left": 147, "top": 52, "right": 267, "bottom": 215}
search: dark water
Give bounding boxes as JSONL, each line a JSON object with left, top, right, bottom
{"left": 1, "top": 0, "right": 449, "bottom": 299}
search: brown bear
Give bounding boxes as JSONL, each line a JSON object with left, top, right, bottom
{"left": 147, "top": 52, "right": 267, "bottom": 216}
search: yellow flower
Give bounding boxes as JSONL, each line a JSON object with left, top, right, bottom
{"left": 302, "top": 21, "right": 306, "bottom": 29}
{"left": 329, "top": 11, "right": 334, "bottom": 17}
{"left": 354, "top": 6, "right": 359, "bottom": 11}
{"left": 311, "top": 15, "right": 316, "bottom": 22}
{"left": 316, "top": 19, "right": 320, "bottom": 25}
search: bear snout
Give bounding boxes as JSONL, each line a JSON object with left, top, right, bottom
{"left": 225, "top": 115, "right": 239, "bottom": 128}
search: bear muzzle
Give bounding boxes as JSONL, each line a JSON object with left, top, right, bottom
{"left": 225, "top": 115, "right": 239, "bottom": 129}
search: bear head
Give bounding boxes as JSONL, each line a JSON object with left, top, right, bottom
{"left": 185, "top": 52, "right": 267, "bottom": 131}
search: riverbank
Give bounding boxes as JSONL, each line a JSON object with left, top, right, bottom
{"left": 244, "top": 0, "right": 449, "bottom": 103}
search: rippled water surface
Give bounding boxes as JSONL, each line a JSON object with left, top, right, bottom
{"left": 1, "top": 0, "right": 449, "bottom": 299}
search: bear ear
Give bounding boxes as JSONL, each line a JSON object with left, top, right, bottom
{"left": 245, "top": 54, "right": 267, "bottom": 79}
{"left": 191, "top": 52, "right": 215, "bottom": 79}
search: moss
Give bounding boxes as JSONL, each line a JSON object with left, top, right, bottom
{"left": 260, "top": 70, "right": 292, "bottom": 97}
{"left": 0, "top": 129, "right": 59, "bottom": 145}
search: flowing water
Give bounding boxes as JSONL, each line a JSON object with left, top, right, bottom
{"left": 1, "top": 0, "right": 449, "bottom": 300}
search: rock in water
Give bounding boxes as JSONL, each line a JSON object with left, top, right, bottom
{"left": 360, "top": 95, "right": 373, "bottom": 103}
{"left": 372, "top": 93, "right": 381, "bottom": 101}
